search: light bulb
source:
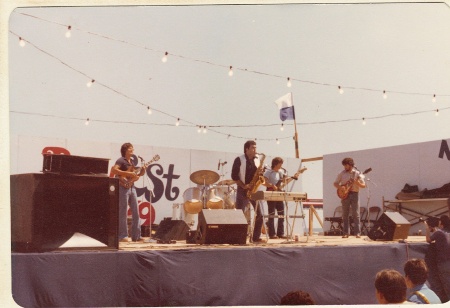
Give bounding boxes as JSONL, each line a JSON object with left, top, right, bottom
{"left": 338, "top": 86, "right": 344, "bottom": 94}
{"left": 197, "top": 126, "right": 201, "bottom": 133}
{"left": 65, "top": 26, "right": 72, "bottom": 38}
{"left": 362, "top": 118, "right": 366, "bottom": 125}
{"left": 86, "top": 79, "right": 95, "bottom": 87}
{"left": 280, "top": 123, "right": 284, "bottom": 131}
{"left": 85, "top": 118, "right": 90, "bottom": 126}
{"left": 435, "top": 109, "right": 439, "bottom": 116}
{"left": 175, "top": 118, "right": 180, "bottom": 126}
{"left": 287, "top": 77, "right": 292, "bottom": 88}
{"left": 19, "top": 37, "right": 25, "bottom": 47}
{"left": 276, "top": 139, "right": 280, "bottom": 145}
{"left": 202, "top": 126, "right": 207, "bottom": 133}
{"left": 162, "top": 52, "right": 168, "bottom": 63}
{"left": 383, "top": 90, "right": 387, "bottom": 99}
{"left": 432, "top": 94, "right": 436, "bottom": 103}
{"left": 147, "top": 107, "right": 152, "bottom": 115}
{"left": 228, "top": 66, "right": 233, "bottom": 76}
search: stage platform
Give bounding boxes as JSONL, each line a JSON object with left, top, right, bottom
{"left": 11, "top": 235, "right": 431, "bottom": 306}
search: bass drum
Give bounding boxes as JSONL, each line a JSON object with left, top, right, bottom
{"left": 183, "top": 187, "right": 203, "bottom": 214}
{"left": 206, "top": 188, "right": 224, "bottom": 209}
{"left": 213, "top": 185, "right": 236, "bottom": 209}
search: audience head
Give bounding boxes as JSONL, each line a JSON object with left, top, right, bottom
{"left": 404, "top": 259, "right": 428, "bottom": 288}
{"left": 374, "top": 269, "right": 407, "bottom": 304}
{"left": 280, "top": 290, "right": 315, "bottom": 305}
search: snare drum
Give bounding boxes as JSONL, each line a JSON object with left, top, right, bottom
{"left": 183, "top": 187, "right": 203, "bottom": 214}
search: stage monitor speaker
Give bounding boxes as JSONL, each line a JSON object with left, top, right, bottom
{"left": 196, "top": 209, "right": 248, "bottom": 245}
{"left": 368, "top": 211, "right": 410, "bottom": 241}
{"left": 154, "top": 218, "right": 189, "bottom": 243}
{"left": 11, "top": 173, "right": 119, "bottom": 252}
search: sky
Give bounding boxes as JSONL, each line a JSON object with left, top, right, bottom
{"left": 5, "top": 1, "right": 450, "bottom": 163}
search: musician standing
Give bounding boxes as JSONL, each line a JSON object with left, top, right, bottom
{"left": 231, "top": 140, "right": 266, "bottom": 243}
{"left": 110, "top": 142, "right": 144, "bottom": 243}
{"left": 333, "top": 157, "right": 366, "bottom": 238}
{"left": 263, "top": 157, "right": 287, "bottom": 239}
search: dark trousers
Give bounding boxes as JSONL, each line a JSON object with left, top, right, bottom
{"left": 267, "top": 201, "right": 285, "bottom": 237}
{"left": 236, "top": 189, "right": 263, "bottom": 241}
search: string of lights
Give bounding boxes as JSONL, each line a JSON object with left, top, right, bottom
{"left": 9, "top": 12, "right": 449, "bottom": 144}
{"left": 9, "top": 110, "right": 295, "bottom": 142}
{"left": 15, "top": 11, "right": 450, "bottom": 100}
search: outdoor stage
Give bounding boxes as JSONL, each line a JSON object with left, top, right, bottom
{"left": 11, "top": 235, "right": 430, "bottom": 307}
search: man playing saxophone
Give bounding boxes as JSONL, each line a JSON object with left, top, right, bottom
{"left": 231, "top": 140, "right": 267, "bottom": 243}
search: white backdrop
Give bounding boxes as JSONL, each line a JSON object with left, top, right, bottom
{"left": 10, "top": 134, "right": 318, "bottom": 235}
{"left": 323, "top": 138, "right": 450, "bottom": 232}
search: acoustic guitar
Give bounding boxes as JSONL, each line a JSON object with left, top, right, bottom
{"left": 336, "top": 168, "right": 371, "bottom": 199}
{"left": 119, "top": 154, "right": 160, "bottom": 188}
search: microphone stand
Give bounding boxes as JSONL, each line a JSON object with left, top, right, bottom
{"left": 140, "top": 156, "right": 156, "bottom": 244}
{"left": 364, "top": 176, "right": 377, "bottom": 237}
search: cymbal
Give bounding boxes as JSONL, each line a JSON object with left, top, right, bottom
{"left": 190, "top": 170, "right": 220, "bottom": 185}
{"left": 217, "top": 179, "right": 236, "bottom": 186}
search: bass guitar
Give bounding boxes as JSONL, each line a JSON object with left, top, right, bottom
{"left": 119, "top": 154, "right": 160, "bottom": 188}
{"left": 336, "top": 168, "right": 371, "bottom": 199}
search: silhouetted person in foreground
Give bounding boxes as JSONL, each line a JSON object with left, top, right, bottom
{"left": 280, "top": 290, "right": 315, "bottom": 305}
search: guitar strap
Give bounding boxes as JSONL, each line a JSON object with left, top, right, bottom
{"left": 413, "top": 291, "right": 430, "bottom": 304}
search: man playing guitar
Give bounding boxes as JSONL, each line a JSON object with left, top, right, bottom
{"left": 110, "top": 143, "right": 145, "bottom": 243}
{"left": 333, "top": 157, "right": 366, "bottom": 238}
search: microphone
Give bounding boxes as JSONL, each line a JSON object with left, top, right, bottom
{"left": 223, "top": 161, "right": 227, "bottom": 166}
{"left": 218, "top": 159, "right": 221, "bottom": 170}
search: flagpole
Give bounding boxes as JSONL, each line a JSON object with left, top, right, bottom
{"left": 292, "top": 93, "right": 300, "bottom": 158}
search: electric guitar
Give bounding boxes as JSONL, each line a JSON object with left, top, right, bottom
{"left": 336, "top": 168, "right": 371, "bottom": 199}
{"left": 269, "top": 167, "right": 307, "bottom": 191}
{"left": 119, "top": 154, "right": 160, "bottom": 188}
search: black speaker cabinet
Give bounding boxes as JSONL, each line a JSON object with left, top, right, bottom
{"left": 10, "top": 173, "right": 119, "bottom": 252}
{"left": 196, "top": 209, "right": 248, "bottom": 245}
{"left": 368, "top": 212, "right": 411, "bottom": 241}
{"left": 154, "top": 218, "right": 189, "bottom": 243}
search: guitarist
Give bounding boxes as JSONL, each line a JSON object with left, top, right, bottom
{"left": 263, "top": 157, "right": 303, "bottom": 240}
{"left": 333, "top": 157, "right": 366, "bottom": 238}
{"left": 110, "top": 142, "right": 145, "bottom": 243}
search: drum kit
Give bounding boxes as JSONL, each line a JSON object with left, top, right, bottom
{"left": 183, "top": 169, "right": 237, "bottom": 214}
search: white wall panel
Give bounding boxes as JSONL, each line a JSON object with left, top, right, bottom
{"left": 323, "top": 138, "right": 450, "bottom": 231}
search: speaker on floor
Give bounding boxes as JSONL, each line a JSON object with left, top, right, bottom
{"left": 154, "top": 218, "right": 189, "bottom": 243}
{"left": 368, "top": 211, "right": 410, "bottom": 241}
{"left": 196, "top": 209, "right": 248, "bottom": 245}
